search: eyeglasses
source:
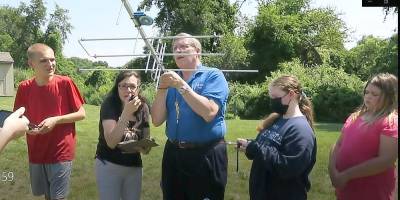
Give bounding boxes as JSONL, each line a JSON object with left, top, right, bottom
{"left": 173, "top": 44, "right": 193, "bottom": 52}
{"left": 118, "top": 84, "right": 138, "bottom": 90}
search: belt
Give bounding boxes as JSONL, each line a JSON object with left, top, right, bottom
{"left": 168, "top": 138, "right": 225, "bottom": 149}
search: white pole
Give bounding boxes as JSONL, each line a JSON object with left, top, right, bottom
{"left": 79, "top": 35, "right": 222, "bottom": 41}
{"left": 78, "top": 68, "right": 259, "bottom": 73}
{"left": 92, "top": 53, "right": 224, "bottom": 58}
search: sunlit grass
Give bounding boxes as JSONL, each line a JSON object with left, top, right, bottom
{"left": 1, "top": 96, "right": 340, "bottom": 200}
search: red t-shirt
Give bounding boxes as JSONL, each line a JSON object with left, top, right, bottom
{"left": 336, "top": 114, "right": 398, "bottom": 200}
{"left": 14, "top": 75, "right": 85, "bottom": 163}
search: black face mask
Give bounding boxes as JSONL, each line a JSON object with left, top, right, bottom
{"left": 270, "top": 97, "right": 289, "bottom": 115}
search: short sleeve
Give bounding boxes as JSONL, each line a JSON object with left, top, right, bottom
{"left": 140, "top": 103, "right": 150, "bottom": 128}
{"left": 143, "top": 103, "right": 150, "bottom": 127}
{"left": 201, "top": 70, "right": 229, "bottom": 109}
{"left": 381, "top": 114, "right": 398, "bottom": 138}
{"left": 65, "top": 77, "right": 85, "bottom": 111}
{"left": 13, "top": 81, "right": 27, "bottom": 111}
{"left": 100, "top": 98, "right": 119, "bottom": 121}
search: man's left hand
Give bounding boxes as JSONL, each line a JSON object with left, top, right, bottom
{"left": 159, "top": 71, "right": 185, "bottom": 89}
{"left": 36, "top": 116, "right": 59, "bottom": 134}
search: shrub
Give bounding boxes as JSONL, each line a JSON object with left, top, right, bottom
{"left": 266, "top": 59, "right": 364, "bottom": 122}
{"left": 13, "top": 68, "right": 33, "bottom": 87}
{"left": 139, "top": 82, "right": 156, "bottom": 105}
{"left": 227, "top": 82, "right": 269, "bottom": 119}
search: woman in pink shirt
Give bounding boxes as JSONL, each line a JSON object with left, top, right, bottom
{"left": 328, "top": 73, "right": 398, "bottom": 200}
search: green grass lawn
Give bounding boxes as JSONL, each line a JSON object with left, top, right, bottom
{"left": 0, "top": 96, "right": 340, "bottom": 200}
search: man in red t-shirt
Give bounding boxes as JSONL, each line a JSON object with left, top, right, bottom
{"left": 14, "top": 43, "right": 86, "bottom": 200}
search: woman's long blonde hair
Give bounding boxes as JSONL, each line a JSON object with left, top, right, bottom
{"left": 256, "top": 75, "right": 315, "bottom": 132}
{"left": 350, "top": 73, "right": 398, "bottom": 124}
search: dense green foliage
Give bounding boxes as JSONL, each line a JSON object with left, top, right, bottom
{"left": 226, "top": 60, "right": 364, "bottom": 122}
{"left": 344, "top": 34, "right": 398, "bottom": 80}
{"left": 269, "top": 60, "right": 364, "bottom": 122}
{"left": 246, "top": 0, "right": 348, "bottom": 82}
{"left": 0, "top": 0, "right": 72, "bottom": 68}
{"left": 227, "top": 82, "right": 268, "bottom": 119}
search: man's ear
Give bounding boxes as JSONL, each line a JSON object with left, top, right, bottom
{"left": 195, "top": 48, "right": 201, "bottom": 58}
{"left": 27, "top": 59, "right": 33, "bottom": 68}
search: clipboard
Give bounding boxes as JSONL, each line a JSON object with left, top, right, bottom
{"left": 117, "top": 138, "right": 159, "bottom": 153}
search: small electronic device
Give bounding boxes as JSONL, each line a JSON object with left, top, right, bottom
{"left": 0, "top": 110, "right": 13, "bottom": 127}
{"left": 0, "top": 109, "right": 39, "bottom": 130}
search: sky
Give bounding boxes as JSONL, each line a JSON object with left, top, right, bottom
{"left": 1, "top": 0, "right": 398, "bottom": 67}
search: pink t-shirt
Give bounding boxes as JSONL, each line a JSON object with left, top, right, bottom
{"left": 336, "top": 114, "right": 398, "bottom": 200}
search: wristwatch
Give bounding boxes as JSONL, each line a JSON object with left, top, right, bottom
{"left": 178, "top": 84, "right": 191, "bottom": 96}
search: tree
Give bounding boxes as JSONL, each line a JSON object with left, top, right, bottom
{"left": 138, "top": 0, "right": 238, "bottom": 69}
{"left": 298, "top": 8, "right": 347, "bottom": 66}
{"left": 0, "top": 34, "right": 14, "bottom": 51}
{"left": 267, "top": 59, "right": 364, "bottom": 122}
{"left": 375, "top": 34, "right": 398, "bottom": 76}
{"left": 246, "top": 0, "right": 347, "bottom": 82}
{"left": 202, "top": 33, "right": 250, "bottom": 82}
{"left": 345, "top": 34, "right": 398, "bottom": 80}
{"left": 12, "top": 0, "right": 46, "bottom": 68}
{"left": 19, "top": 0, "right": 46, "bottom": 42}
{"left": 0, "top": 6, "right": 24, "bottom": 51}
{"left": 84, "top": 70, "right": 114, "bottom": 89}
{"left": 41, "top": 30, "right": 63, "bottom": 58}
{"left": 0, "top": 0, "right": 73, "bottom": 69}
{"left": 125, "top": 57, "right": 153, "bottom": 83}
{"left": 344, "top": 35, "right": 384, "bottom": 80}
{"left": 140, "top": 0, "right": 237, "bottom": 36}
{"left": 44, "top": 4, "right": 73, "bottom": 45}
{"left": 246, "top": 3, "right": 302, "bottom": 82}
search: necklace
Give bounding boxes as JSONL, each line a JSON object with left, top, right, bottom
{"left": 175, "top": 100, "right": 179, "bottom": 124}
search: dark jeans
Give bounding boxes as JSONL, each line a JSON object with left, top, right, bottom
{"left": 161, "top": 140, "right": 228, "bottom": 200}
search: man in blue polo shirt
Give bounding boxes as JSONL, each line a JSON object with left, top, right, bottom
{"left": 151, "top": 32, "right": 229, "bottom": 200}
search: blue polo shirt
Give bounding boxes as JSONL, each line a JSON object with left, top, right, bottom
{"left": 165, "top": 64, "right": 229, "bottom": 143}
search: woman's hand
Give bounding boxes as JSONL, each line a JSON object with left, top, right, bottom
{"left": 3, "top": 107, "right": 30, "bottom": 139}
{"left": 236, "top": 138, "right": 249, "bottom": 152}
{"left": 330, "top": 168, "right": 349, "bottom": 189}
{"left": 121, "top": 96, "right": 142, "bottom": 119}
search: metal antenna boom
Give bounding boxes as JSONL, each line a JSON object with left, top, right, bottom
{"left": 120, "top": 0, "right": 164, "bottom": 71}
{"left": 79, "top": 35, "right": 223, "bottom": 41}
{"left": 78, "top": 68, "right": 259, "bottom": 73}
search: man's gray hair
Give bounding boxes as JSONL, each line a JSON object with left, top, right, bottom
{"left": 173, "top": 33, "right": 202, "bottom": 53}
